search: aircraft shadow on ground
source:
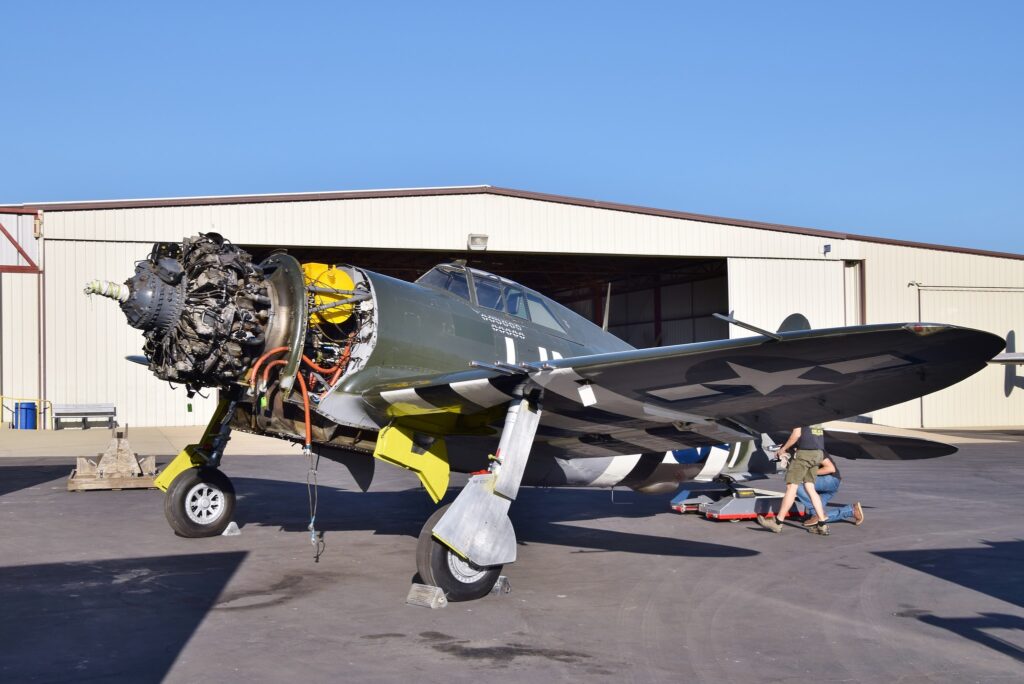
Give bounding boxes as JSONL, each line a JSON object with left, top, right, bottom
{"left": 876, "top": 540, "right": 1024, "bottom": 663}
{"left": 231, "top": 477, "right": 757, "bottom": 559}
{"left": 0, "top": 463, "right": 71, "bottom": 497}
{"left": 0, "top": 551, "right": 247, "bottom": 683}
{"left": 919, "top": 613, "right": 1024, "bottom": 665}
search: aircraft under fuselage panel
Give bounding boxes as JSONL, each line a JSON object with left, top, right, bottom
{"left": 85, "top": 233, "right": 1005, "bottom": 600}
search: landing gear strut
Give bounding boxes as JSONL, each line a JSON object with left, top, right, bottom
{"left": 419, "top": 391, "right": 542, "bottom": 600}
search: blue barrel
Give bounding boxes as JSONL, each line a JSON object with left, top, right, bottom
{"left": 13, "top": 402, "right": 37, "bottom": 430}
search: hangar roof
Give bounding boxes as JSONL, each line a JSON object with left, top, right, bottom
{"left": 1, "top": 184, "right": 1020, "bottom": 261}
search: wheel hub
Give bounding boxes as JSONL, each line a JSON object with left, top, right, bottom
{"left": 185, "top": 484, "right": 224, "bottom": 525}
{"left": 446, "top": 551, "right": 488, "bottom": 584}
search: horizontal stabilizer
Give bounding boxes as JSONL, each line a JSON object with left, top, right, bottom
{"left": 989, "top": 352, "right": 1024, "bottom": 365}
{"left": 823, "top": 429, "right": 957, "bottom": 460}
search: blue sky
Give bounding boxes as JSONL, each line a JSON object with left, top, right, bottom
{"left": 2, "top": 2, "right": 1021, "bottom": 253}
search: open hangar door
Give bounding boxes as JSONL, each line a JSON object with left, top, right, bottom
{"left": 246, "top": 245, "right": 729, "bottom": 349}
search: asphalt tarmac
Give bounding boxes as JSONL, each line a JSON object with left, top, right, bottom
{"left": 1, "top": 431, "right": 1021, "bottom": 683}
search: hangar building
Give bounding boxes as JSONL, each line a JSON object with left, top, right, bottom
{"left": 2, "top": 186, "right": 1022, "bottom": 429}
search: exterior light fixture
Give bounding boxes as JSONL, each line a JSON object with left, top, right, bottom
{"left": 822, "top": 244, "right": 832, "bottom": 256}
{"left": 467, "top": 233, "right": 489, "bottom": 251}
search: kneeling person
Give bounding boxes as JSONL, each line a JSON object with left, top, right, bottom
{"left": 797, "top": 455, "right": 865, "bottom": 526}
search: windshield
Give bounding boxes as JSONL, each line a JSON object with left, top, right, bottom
{"left": 418, "top": 264, "right": 567, "bottom": 334}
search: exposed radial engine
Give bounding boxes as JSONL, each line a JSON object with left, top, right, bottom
{"left": 85, "top": 233, "right": 375, "bottom": 446}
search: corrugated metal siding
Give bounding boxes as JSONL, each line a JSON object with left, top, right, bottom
{"left": 917, "top": 289, "right": 1024, "bottom": 428}
{"left": 0, "top": 271, "right": 40, "bottom": 403}
{"left": 857, "top": 241, "right": 1024, "bottom": 427}
{"left": 727, "top": 258, "right": 847, "bottom": 336}
{"left": 44, "top": 241, "right": 218, "bottom": 428}
{"left": 44, "top": 195, "right": 856, "bottom": 261}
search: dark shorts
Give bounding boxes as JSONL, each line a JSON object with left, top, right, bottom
{"left": 786, "top": 449, "right": 823, "bottom": 484}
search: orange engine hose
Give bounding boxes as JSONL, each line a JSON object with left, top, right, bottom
{"left": 249, "top": 346, "right": 290, "bottom": 387}
{"left": 296, "top": 371, "right": 312, "bottom": 448}
{"left": 301, "top": 355, "right": 338, "bottom": 375}
{"left": 260, "top": 358, "right": 311, "bottom": 447}
{"left": 262, "top": 359, "right": 287, "bottom": 386}
{"left": 326, "top": 339, "right": 354, "bottom": 389}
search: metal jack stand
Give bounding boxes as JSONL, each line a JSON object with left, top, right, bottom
{"left": 67, "top": 425, "right": 158, "bottom": 491}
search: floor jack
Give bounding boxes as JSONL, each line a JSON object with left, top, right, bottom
{"left": 670, "top": 480, "right": 809, "bottom": 521}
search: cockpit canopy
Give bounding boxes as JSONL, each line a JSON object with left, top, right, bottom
{"left": 416, "top": 264, "right": 567, "bottom": 333}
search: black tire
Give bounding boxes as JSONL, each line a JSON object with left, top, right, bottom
{"left": 416, "top": 504, "right": 503, "bottom": 602}
{"left": 163, "top": 467, "right": 236, "bottom": 538}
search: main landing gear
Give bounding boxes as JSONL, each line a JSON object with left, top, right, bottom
{"left": 415, "top": 392, "right": 542, "bottom": 601}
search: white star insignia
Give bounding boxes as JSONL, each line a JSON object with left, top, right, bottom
{"left": 707, "top": 362, "right": 830, "bottom": 395}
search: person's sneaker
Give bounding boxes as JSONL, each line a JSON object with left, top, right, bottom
{"left": 853, "top": 502, "right": 865, "bottom": 526}
{"left": 810, "top": 522, "right": 830, "bottom": 536}
{"left": 801, "top": 515, "right": 820, "bottom": 527}
{"left": 756, "top": 515, "right": 783, "bottom": 533}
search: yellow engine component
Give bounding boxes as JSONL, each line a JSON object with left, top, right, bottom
{"left": 302, "top": 262, "right": 357, "bottom": 325}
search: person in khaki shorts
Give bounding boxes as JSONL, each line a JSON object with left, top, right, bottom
{"left": 757, "top": 425, "right": 831, "bottom": 535}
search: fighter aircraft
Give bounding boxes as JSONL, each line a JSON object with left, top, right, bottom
{"left": 86, "top": 233, "right": 1004, "bottom": 600}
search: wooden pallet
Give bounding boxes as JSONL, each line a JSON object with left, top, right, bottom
{"left": 67, "top": 427, "right": 158, "bottom": 492}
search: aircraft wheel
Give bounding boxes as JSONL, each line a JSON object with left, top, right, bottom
{"left": 416, "top": 504, "right": 502, "bottom": 601}
{"left": 164, "top": 467, "right": 236, "bottom": 538}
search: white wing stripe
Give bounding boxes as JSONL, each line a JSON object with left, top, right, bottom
{"left": 536, "top": 368, "right": 690, "bottom": 423}
{"left": 450, "top": 378, "right": 514, "bottom": 408}
{"left": 379, "top": 388, "right": 438, "bottom": 411}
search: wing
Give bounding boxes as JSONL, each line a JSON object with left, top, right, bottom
{"left": 362, "top": 323, "right": 1003, "bottom": 458}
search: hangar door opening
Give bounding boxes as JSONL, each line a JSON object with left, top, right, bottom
{"left": 248, "top": 245, "right": 729, "bottom": 349}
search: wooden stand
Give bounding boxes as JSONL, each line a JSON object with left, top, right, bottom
{"left": 67, "top": 427, "right": 158, "bottom": 491}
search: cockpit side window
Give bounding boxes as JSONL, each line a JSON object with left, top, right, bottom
{"left": 417, "top": 267, "right": 471, "bottom": 301}
{"left": 447, "top": 271, "right": 470, "bottom": 300}
{"left": 503, "top": 285, "right": 529, "bottom": 319}
{"left": 525, "top": 292, "right": 567, "bottom": 333}
{"left": 474, "top": 275, "right": 504, "bottom": 310}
